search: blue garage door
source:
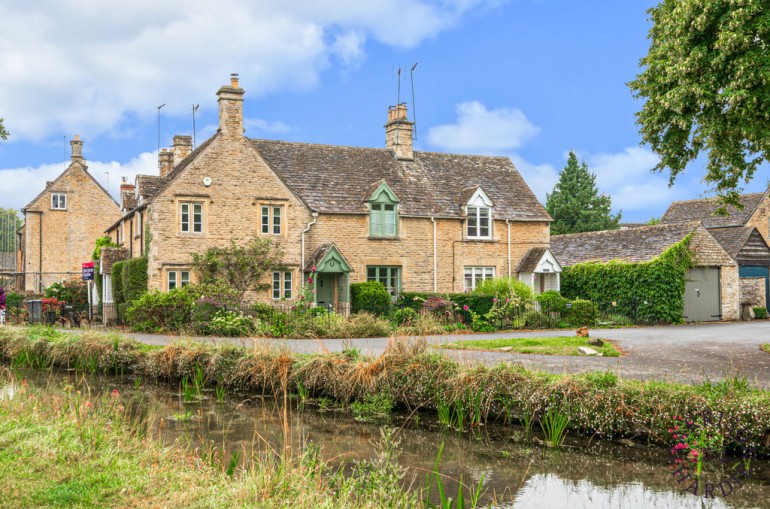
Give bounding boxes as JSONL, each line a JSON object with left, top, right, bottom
{"left": 739, "top": 265, "right": 770, "bottom": 307}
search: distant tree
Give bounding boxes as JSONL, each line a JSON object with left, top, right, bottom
{"left": 0, "top": 118, "right": 8, "bottom": 141}
{"left": 0, "top": 208, "right": 21, "bottom": 253}
{"left": 546, "top": 151, "right": 621, "bottom": 235}
{"left": 647, "top": 217, "right": 661, "bottom": 225}
{"left": 191, "top": 237, "right": 285, "bottom": 301}
{"left": 629, "top": 0, "right": 770, "bottom": 209}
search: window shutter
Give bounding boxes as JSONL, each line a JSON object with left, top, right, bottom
{"left": 371, "top": 205, "right": 382, "bottom": 236}
{"left": 384, "top": 206, "right": 396, "bottom": 236}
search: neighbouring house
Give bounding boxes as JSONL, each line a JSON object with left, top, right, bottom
{"left": 550, "top": 222, "right": 740, "bottom": 322}
{"left": 19, "top": 136, "right": 122, "bottom": 292}
{"left": 661, "top": 190, "right": 770, "bottom": 310}
{"left": 105, "top": 75, "right": 559, "bottom": 311}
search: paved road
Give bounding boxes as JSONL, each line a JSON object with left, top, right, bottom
{"left": 120, "top": 321, "right": 770, "bottom": 388}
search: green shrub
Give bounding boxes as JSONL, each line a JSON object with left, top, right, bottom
{"left": 251, "top": 302, "right": 275, "bottom": 320}
{"left": 753, "top": 306, "right": 767, "bottom": 319}
{"left": 536, "top": 290, "right": 569, "bottom": 314}
{"left": 396, "top": 292, "right": 434, "bottom": 311}
{"left": 121, "top": 257, "right": 148, "bottom": 304}
{"left": 473, "top": 276, "right": 533, "bottom": 302}
{"left": 207, "top": 310, "right": 254, "bottom": 337}
{"left": 393, "top": 307, "right": 418, "bottom": 326}
{"left": 111, "top": 261, "right": 126, "bottom": 305}
{"left": 524, "top": 311, "right": 552, "bottom": 329}
{"left": 350, "top": 281, "right": 391, "bottom": 315}
{"left": 568, "top": 298, "right": 598, "bottom": 326}
{"left": 125, "top": 288, "right": 195, "bottom": 333}
{"left": 44, "top": 280, "right": 88, "bottom": 305}
{"left": 449, "top": 293, "right": 496, "bottom": 317}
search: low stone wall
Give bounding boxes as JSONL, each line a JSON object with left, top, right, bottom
{"left": 740, "top": 277, "right": 766, "bottom": 309}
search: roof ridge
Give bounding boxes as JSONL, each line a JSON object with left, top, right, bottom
{"left": 552, "top": 221, "right": 699, "bottom": 239}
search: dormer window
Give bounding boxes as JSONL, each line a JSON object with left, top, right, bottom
{"left": 464, "top": 187, "right": 493, "bottom": 240}
{"left": 369, "top": 181, "right": 399, "bottom": 238}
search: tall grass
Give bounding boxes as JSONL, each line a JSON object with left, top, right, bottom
{"left": 1, "top": 326, "right": 768, "bottom": 456}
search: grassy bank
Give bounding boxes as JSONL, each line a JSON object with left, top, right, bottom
{"left": 763, "top": 344, "right": 769, "bottom": 355}
{"left": 0, "top": 371, "right": 429, "bottom": 508}
{"left": 439, "top": 336, "right": 620, "bottom": 357}
{"left": 1, "top": 326, "right": 768, "bottom": 456}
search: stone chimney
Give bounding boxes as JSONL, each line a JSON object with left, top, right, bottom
{"left": 217, "top": 73, "right": 245, "bottom": 137}
{"left": 120, "top": 177, "right": 136, "bottom": 211}
{"left": 385, "top": 103, "right": 414, "bottom": 160}
{"left": 159, "top": 149, "right": 174, "bottom": 178}
{"left": 70, "top": 135, "right": 84, "bottom": 162}
{"left": 172, "top": 135, "right": 192, "bottom": 166}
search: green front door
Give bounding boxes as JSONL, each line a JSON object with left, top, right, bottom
{"left": 316, "top": 273, "right": 336, "bottom": 309}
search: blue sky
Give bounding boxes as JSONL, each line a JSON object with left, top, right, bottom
{"left": 1, "top": 0, "right": 767, "bottom": 222}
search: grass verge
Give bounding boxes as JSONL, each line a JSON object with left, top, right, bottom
{"left": 439, "top": 336, "right": 620, "bottom": 357}
{"left": 763, "top": 344, "right": 770, "bottom": 355}
{"left": 0, "top": 326, "right": 768, "bottom": 457}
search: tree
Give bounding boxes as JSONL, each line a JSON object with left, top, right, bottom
{"left": 0, "top": 208, "right": 21, "bottom": 254}
{"left": 191, "top": 237, "right": 285, "bottom": 301}
{"left": 0, "top": 118, "right": 8, "bottom": 141}
{"left": 629, "top": 0, "right": 770, "bottom": 207}
{"left": 546, "top": 151, "right": 621, "bottom": 235}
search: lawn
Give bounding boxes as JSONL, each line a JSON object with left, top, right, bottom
{"left": 439, "top": 336, "right": 620, "bottom": 357}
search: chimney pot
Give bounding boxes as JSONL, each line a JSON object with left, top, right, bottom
{"left": 70, "top": 136, "right": 84, "bottom": 162}
{"left": 231, "top": 73, "right": 239, "bottom": 88}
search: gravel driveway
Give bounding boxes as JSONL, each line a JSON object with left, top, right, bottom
{"left": 122, "top": 320, "right": 770, "bottom": 388}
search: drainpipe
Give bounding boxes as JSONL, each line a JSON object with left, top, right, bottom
{"left": 300, "top": 212, "right": 318, "bottom": 288}
{"left": 38, "top": 213, "right": 43, "bottom": 292}
{"left": 506, "top": 219, "right": 511, "bottom": 278}
{"left": 431, "top": 217, "right": 437, "bottom": 292}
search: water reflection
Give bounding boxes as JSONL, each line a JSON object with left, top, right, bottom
{"left": 7, "top": 370, "right": 770, "bottom": 508}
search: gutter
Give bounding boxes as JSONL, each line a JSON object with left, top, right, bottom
{"left": 431, "top": 217, "right": 437, "bottom": 292}
{"left": 300, "top": 212, "right": 319, "bottom": 287}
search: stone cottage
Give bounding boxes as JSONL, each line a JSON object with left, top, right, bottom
{"left": 550, "top": 222, "right": 740, "bottom": 322}
{"left": 19, "top": 137, "right": 122, "bottom": 292}
{"left": 106, "top": 76, "right": 559, "bottom": 310}
{"left": 661, "top": 190, "right": 770, "bottom": 310}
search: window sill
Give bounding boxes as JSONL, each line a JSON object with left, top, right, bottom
{"left": 465, "top": 238, "right": 495, "bottom": 242}
{"left": 368, "top": 236, "right": 400, "bottom": 241}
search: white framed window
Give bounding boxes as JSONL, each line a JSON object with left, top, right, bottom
{"left": 272, "top": 271, "right": 293, "bottom": 299}
{"left": 167, "top": 270, "right": 190, "bottom": 291}
{"left": 367, "top": 266, "right": 401, "bottom": 297}
{"left": 180, "top": 202, "right": 203, "bottom": 233}
{"left": 51, "top": 193, "right": 67, "bottom": 210}
{"left": 464, "top": 266, "right": 494, "bottom": 292}
{"left": 467, "top": 206, "right": 491, "bottom": 239}
{"left": 261, "top": 206, "right": 283, "bottom": 235}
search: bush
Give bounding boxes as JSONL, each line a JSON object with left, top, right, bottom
{"left": 568, "top": 298, "right": 598, "bottom": 326}
{"left": 393, "top": 307, "right": 418, "bottom": 326}
{"left": 753, "top": 306, "right": 767, "bottom": 319}
{"left": 473, "top": 276, "right": 533, "bottom": 302}
{"left": 121, "top": 257, "right": 148, "bottom": 304}
{"left": 396, "top": 292, "right": 433, "bottom": 311}
{"left": 125, "top": 288, "right": 196, "bottom": 333}
{"left": 44, "top": 280, "right": 88, "bottom": 305}
{"left": 350, "top": 281, "right": 391, "bottom": 315}
{"left": 342, "top": 313, "right": 391, "bottom": 338}
{"left": 449, "top": 293, "right": 496, "bottom": 317}
{"left": 111, "top": 261, "right": 126, "bottom": 305}
{"left": 207, "top": 310, "right": 254, "bottom": 337}
{"left": 536, "top": 290, "right": 569, "bottom": 314}
{"left": 524, "top": 310, "right": 553, "bottom": 329}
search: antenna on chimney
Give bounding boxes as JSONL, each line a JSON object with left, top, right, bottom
{"left": 396, "top": 66, "right": 402, "bottom": 106}
{"left": 410, "top": 62, "right": 418, "bottom": 140}
{"left": 157, "top": 103, "right": 166, "bottom": 168}
{"left": 192, "top": 104, "right": 200, "bottom": 150}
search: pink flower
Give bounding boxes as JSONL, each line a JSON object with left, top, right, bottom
{"left": 85, "top": 402, "right": 92, "bottom": 408}
{"left": 308, "top": 277, "right": 313, "bottom": 284}
{"left": 311, "top": 266, "right": 317, "bottom": 272}
{"left": 463, "top": 305, "right": 469, "bottom": 311}
{"left": 111, "top": 389, "right": 120, "bottom": 398}
{"left": 492, "top": 298, "right": 498, "bottom": 303}
{"left": 505, "top": 298, "right": 510, "bottom": 303}
{"left": 674, "top": 425, "right": 679, "bottom": 431}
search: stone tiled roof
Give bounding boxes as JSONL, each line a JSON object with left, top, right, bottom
{"left": 517, "top": 247, "right": 548, "bottom": 273}
{"left": 304, "top": 243, "right": 334, "bottom": 271}
{"left": 551, "top": 222, "right": 701, "bottom": 266}
{"left": 708, "top": 226, "right": 770, "bottom": 265}
{"left": 707, "top": 227, "right": 754, "bottom": 259}
{"left": 250, "top": 139, "right": 550, "bottom": 221}
{"left": 660, "top": 192, "right": 767, "bottom": 227}
{"left": 136, "top": 175, "right": 164, "bottom": 201}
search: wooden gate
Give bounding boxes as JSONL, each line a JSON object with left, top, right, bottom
{"left": 684, "top": 267, "right": 721, "bottom": 322}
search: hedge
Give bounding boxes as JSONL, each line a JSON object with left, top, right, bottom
{"left": 121, "top": 257, "right": 148, "bottom": 304}
{"left": 111, "top": 260, "right": 126, "bottom": 305}
{"left": 350, "top": 281, "right": 391, "bottom": 314}
{"left": 560, "top": 235, "right": 693, "bottom": 324}
{"left": 397, "top": 292, "right": 496, "bottom": 317}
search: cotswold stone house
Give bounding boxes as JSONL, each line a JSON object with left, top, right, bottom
{"left": 661, "top": 190, "right": 770, "bottom": 309}
{"left": 106, "top": 76, "right": 558, "bottom": 310}
{"left": 20, "top": 137, "right": 121, "bottom": 292}
{"left": 550, "top": 222, "right": 740, "bottom": 322}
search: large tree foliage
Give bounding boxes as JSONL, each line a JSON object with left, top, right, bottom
{"left": 546, "top": 151, "right": 621, "bottom": 235}
{"left": 191, "top": 237, "right": 285, "bottom": 301}
{"left": 0, "top": 118, "right": 8, "bottom": 141}
{"left": 629, "top": 0, "right": 770, "bottom": 206}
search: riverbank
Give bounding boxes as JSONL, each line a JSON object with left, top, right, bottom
{"left": 0, "top": 370, "right": 423, "bottom": 508}
{"left": 1, "top": 326, "right": 768, "bottom": 456}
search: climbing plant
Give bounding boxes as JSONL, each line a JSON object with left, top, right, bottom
{"left": 561, "top": 235, "right": 693, "bottom": 324}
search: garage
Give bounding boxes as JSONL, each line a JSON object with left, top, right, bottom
{"left": 684, "top": 267, "right": 721, "bottom": 322}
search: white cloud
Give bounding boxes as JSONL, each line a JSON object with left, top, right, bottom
{"left": 509, "top": 155, "right": 559, "bottom": 203}
{"left": 427, "top": 101, "right": 539, "bottom": 153}
{"left": 0, "top": 152, "right": 158, "bottom": 212}
{"left": 0, "top": 0, "right": 491, "bottom": 141}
